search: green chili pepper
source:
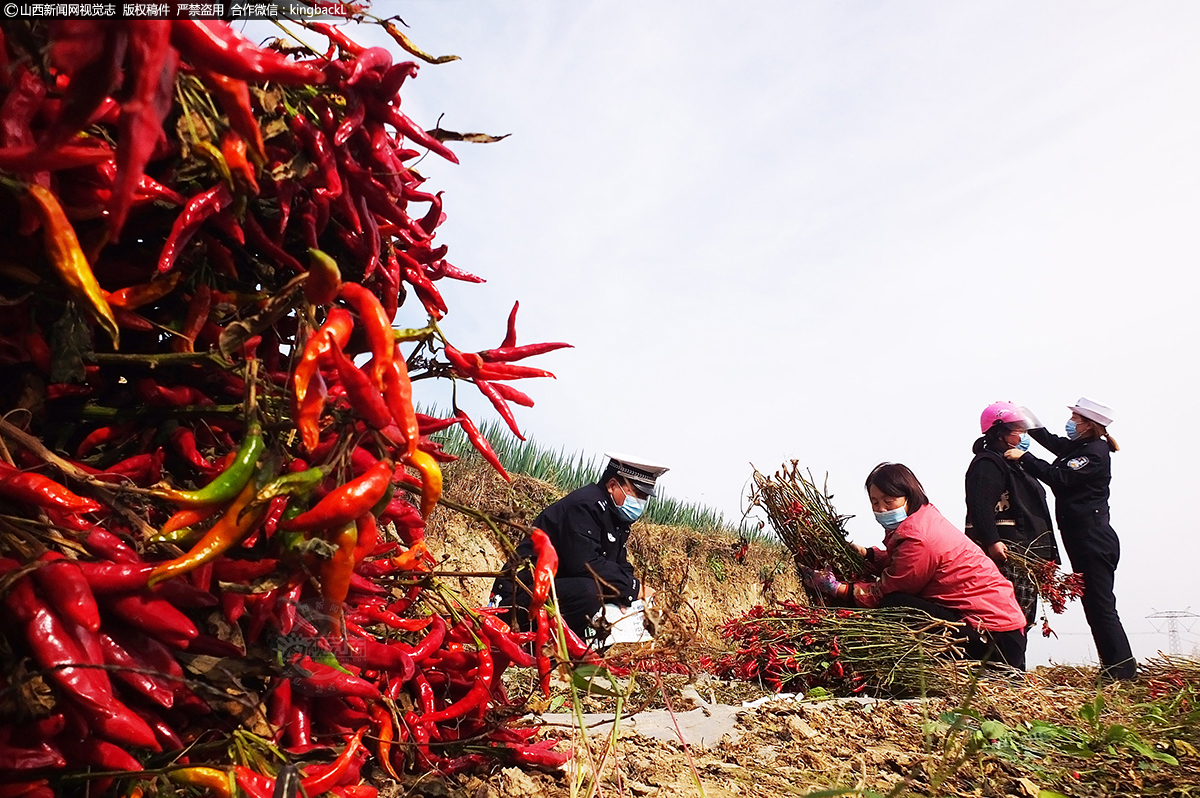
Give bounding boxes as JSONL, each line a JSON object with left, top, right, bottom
{"left": 154, "top": 423, "right": 264, "bottom": 507}
{"left": 238, "top": 466, "right": 327, "bottom": 522}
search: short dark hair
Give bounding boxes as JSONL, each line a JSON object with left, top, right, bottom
{"left": 983, "top": 421, "right": 1019, "bottom": 450}
{"left": 864, "top": 462, "right": 929, "bottom": 514}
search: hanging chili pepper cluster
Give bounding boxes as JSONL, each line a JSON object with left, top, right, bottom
{"left": 700, "top": 602, "right": 965, "bottom": 698}
{"left": 0, "top": 11, "right": 576, "bottom": 795}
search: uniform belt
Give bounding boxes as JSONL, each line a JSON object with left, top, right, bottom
{"left": 965, "top": 520, "right": 1017, "bottom": 529}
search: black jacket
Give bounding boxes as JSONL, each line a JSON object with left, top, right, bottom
{"left": 1021, "top": 428, "right": 1112, "bottom": 526}
{"left": 964, "top": 438, "right": 1060, "bottom": 563}
{"left": 502, "top": 482, "right": 639, "bottom": 604}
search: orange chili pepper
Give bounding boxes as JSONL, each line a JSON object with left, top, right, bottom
{"left": 406, "top": 449, "right": 442, "bottom": 518}
{"left": 167, "top": 767, "right": 234, "bottom": 798}
{"left": 390, "top": 539, "right": 434, "bottom": 572}
{"left": 106, "top": 272, "right": 181, "bottom": 309}
{"left": 297, "top": 370, "right": 327, "bottom": 453}
{"left": 25, "top": 184, "right": 119, "bottom": 348}
{"left": 384, "top": 343, "right": 419, "bottom": 458}
{"left": 159, "top": 503, "right": 221, "bottom": 539}
{"left": 320, "top": 523, "right": 357, "bottom": 609}
{"left": 220, "top": 130, "right": 259, "bottom": 194}
{"left": 293, "top": 307, "right": 353, "bottom": 407}
{"left": 368, "top": 704, "right": 401, "bottom": 781}
{"left": 149, "top": 479, "right": 266, "bottom": 586}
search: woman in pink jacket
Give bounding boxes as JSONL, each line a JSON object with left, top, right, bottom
{"left": 806, "top": 463, "right": 1028, "bottom": 670}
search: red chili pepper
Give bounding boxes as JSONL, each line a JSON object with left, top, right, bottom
{"left": 422, "top": 642, "right": 493, "bottom": 723}
{"left": 473, "top": 378, "right": 525, "bottom": 440}
{"left": 364, "top": 97, "right": 458, "bottom": 164}
{"left": 488, "top": 382, "right": 535, "bottom": 408}
{"left": 291, "top": 114, "right": 343, "bottom": 200}
{"left": 290, "top": 657, "right": 379, "bottom": 701}
{"left": 103, "top": 591, "right": 200, "bottom": 649}
{"left": 0, "top": 461, "right": 102, "bottom": 514}
{"left": 348, "top": 46, "right": 393, "bottom": 85}
{"left": 74, "top": 561, "right": 153, "bottom": 593}
{"left": 158, "top": 184, "right": 234, "bottom": 273}
{"left": 305, "top": 21, "right": 366, "bottom": 56}
{"left": 110, "top": 21, "right": 178, "bottom": 238}
{"left": 403, "top": 613, "right": 447, "bottom": 663}
{"left": 454, "top": 408, "right": 510, "bottom": 481}
{"left": 243, "top": 212, "right": 304, "bottom": 273}
{"left": 281, "top": 460, "right": 392, "bottom": 532}
{"left": 0, "top": 143, "right": 114, "bottom": 172}
{"left": 530, "top": 529, "right": 559, "bottom": 613}
{"left": 534, "top": 608, "right": 553, "bottom": 696}
{"left": 96, "top": 631, "right": 176, "bottom": 709}
{"left": 171, "top": 20, "right": 326, "bottom": 84}
{"left": 328, "top": 334, "right": 392, "bottom": 429}
{"left": 479, "top": 614, "right": 535, "bottom": 668}
{"left": 32, "top": 552, "right": 100, "bottom": 632}
{"left": 480, "top": 341, "right": 574, "bottom": 363}
{"left": 338, "top": 282, "right": 393, "bottom": 387}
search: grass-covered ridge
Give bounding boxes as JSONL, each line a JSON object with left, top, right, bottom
{"left": 429, "top": 413, "right": 772, "bottom": 541}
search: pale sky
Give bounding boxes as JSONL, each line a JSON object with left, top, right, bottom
{"left": 264, "top": 2, "right": 1200, "bottom": 665}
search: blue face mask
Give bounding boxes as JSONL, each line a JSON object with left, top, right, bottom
{"left": 1016, "top": 433, "right": 1031, "bottom": 452}
{"left": 615, "top": 492, "right": 645, "bottom": 523}
{"left": 1065, "top": 420, "right": 1079, "bottom": 440}
{"left": 874, "top": 505, "right": 908, "bottom": 531}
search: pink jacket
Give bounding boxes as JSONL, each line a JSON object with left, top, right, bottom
{"left": 862, "top": 504, "right": 1026, "bottom": 634}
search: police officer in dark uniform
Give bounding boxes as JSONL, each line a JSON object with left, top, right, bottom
{"left": 1007, "top": 397, "right": 1135, "bottom": 680}
{"left": 966, "top": 402, "right": 1060, "bottom": 629}
{"left": 489, "top": 453, "right": 666, "bottom": 639}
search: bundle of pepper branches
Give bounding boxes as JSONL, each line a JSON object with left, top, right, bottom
{"left": 0, "top": 10, "right": 592, "bottom": 795}
{"left": 700, "top": 601, "right": 964, "bottom": 698}
{"left": 1001, "top": 549, "right": 1085, "bottom": 638}
{"left": 748, "top": 462, "right": 868, "bottom": 583}
{"left": 1141, "top": 655, "right": 1200, "bottom": 703}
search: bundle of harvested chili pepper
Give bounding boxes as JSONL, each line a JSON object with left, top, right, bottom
{"left": 748, "top": 463, "right": 869, "bottom": 583}
{"left": 0, "top": 12, "right": 576, "bottom": 792}
{"left": 700, "top": 602, "right": 964, "bottom": 698}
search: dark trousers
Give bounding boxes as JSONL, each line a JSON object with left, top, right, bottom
{"left": 879, "top": 592, "right": 1027, "bottom": 671}
{"left": 1062, "top": 517, "right": 1136, "bottom": 679}
{"left": 490, "top": 572, "right": 602, "bottom": 640}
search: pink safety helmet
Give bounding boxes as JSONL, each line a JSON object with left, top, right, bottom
{"left": 979, "top": 401, "right": 1041, "bottom": 434}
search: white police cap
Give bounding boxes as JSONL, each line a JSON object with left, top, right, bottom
{"left": 603, "top": 452, "right": 669, "bottom": 497}
{"left": 1068, "top": 397, "right": 1114, "bottom": 427}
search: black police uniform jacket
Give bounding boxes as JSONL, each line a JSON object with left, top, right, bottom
{"left": 964, "top": 438, "right": 1060, "bottom": 563}
{"left": 1021, "top": 429, "right": 1116, "bottom": 556}
{"left": 493, "top": 482, "right": 639, "bottom": 606}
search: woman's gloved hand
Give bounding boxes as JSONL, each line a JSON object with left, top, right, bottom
{"left": 801, "top": 567, "right": 849, "bottom": 598}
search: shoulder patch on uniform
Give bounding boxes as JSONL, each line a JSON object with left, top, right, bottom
{"left": 1068, "top": 456, "right": 1089, "bottom": 470}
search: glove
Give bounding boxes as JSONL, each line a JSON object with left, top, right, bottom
{"left": 802, "top": 568, "right": 849, "bottom": 598}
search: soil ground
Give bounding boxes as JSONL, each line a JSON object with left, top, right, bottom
{"left": 402, "top": 459, "right": 1200, "bottom": 798}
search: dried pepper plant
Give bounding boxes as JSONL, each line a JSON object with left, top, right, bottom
{"left": 701, "top": 602, "right": 965, "bottom": 698}
{"left": 748, "top": 462, "right": 868, "bottom": 581}
{"left": 1003, "top": 549, "right": 1085, "bottom": 637}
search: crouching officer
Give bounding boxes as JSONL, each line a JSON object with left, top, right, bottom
{"left": 489, "top": 453, "right": 666, "bottom": 639}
